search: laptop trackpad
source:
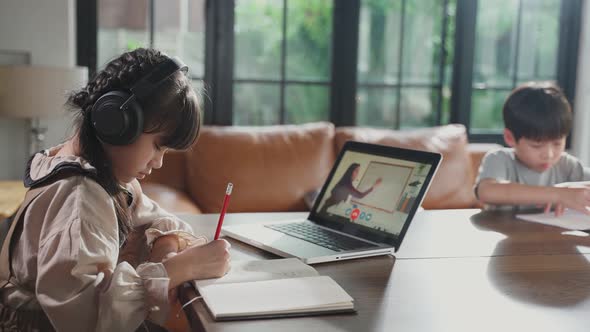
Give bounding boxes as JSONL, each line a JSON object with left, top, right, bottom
{"left": 224, "top": 224, "right": 336, "bottom": 258}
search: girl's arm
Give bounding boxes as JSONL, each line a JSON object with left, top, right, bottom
{"left": 150, "top": 234, "right": 180, "bottom": 262}
{"left": 349, "top": 178, "right": 381, "bottom": 198}
{"left": 35, "top": 181, "right": 172, "bottom": 331}
{"left": 162, "top": 239, "right": 231, "bottom": 288}
{"left": 128, "top": 180, "right": 206, "bottom": 255}
{"left": 350, "top": 186, "right": 374, "bottom": 198}
{"left": 36, "top": 181, "right": 231, "bottom": 332}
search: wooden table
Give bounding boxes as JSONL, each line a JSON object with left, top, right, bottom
{"left": 396, "top": 209, "right": 590, "bottom": 258}
{"left": 0, "top": 180, "right": 26, "bottom": 219}
{"left": 177, "top": 210, "right": 590, "bottom": 332}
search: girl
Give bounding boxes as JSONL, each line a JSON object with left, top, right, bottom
{"left": 0, "top": 48, "right": 230, "bottom": 331}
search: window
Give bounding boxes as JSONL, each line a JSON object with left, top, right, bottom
{"left": 79, "top": 0, "right": 581, "bottom": 143}
{"left": 153, "top": 0, "right": 206, "bottom": 84}
{"left": 356, "top": 0, "right": 454, "bottom": 129}
{"left": 470, "top": 0, "right": 561, "bottom": 133}
{"left": 233, "top": 0, "right": 333, "bottom": 125}
{"left": 96, "top": 0, "right": 205, "bottom": 88}
{"left": 97, "top": 0, "right": 150, "bottom": 67}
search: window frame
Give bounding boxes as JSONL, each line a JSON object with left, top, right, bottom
{"left": 232, "top": 0, "right": 334, "bottom": 126}
{"left": 78, "top": 0, "right": 582, "bottom": 143}
{"left": 450, "top": 0, "right": 582, "bottom": 144}
{"left": 354, "top": 0, "right": 452, "bottom": 129}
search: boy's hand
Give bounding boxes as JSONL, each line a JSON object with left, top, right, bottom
{"left": 544, "top": 184, "right": 590, "bottom": 216}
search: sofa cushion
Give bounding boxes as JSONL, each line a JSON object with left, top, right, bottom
{"left": 186, "top": 122, "right": 336, "bottom": 213}
{"left": 334, "top": 124, "right": 478, "bottom": 209}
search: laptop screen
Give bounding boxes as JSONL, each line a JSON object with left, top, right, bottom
{"left": 310, "top": 141, "right": 441, "bottom": 249}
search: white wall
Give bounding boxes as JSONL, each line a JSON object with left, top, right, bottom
{"left": 572, "top": 0, "right": 590, "bottom": 165}
{"left": 0, "top": 0, "right": 76, "bottom": 179}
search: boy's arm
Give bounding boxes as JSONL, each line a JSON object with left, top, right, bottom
{"left": 477, "top": 179, "right": 561, "bottom": 205}
{"left": 477, "top": 179, "right": 590, "bottom": 214}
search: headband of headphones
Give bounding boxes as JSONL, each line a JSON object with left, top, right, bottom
{"left": 132, "top": 57, "right": 187, "bottom": 99}
{"left": 120, "top": 56, "right": 188, "bottom": 109}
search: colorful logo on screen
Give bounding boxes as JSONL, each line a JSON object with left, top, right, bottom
{"left": 345, "top": 205, "right": 372, "bottom": 222}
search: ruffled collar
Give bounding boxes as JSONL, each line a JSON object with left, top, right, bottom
{"left": 24, "top": 144, "right": 97, "bottom": 188}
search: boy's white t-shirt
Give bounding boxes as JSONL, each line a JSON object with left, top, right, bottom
{"left": 474, "top": 147, "right": 590, "bottom": 211}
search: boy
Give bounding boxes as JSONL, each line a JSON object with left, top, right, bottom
{"left": 475, "top": 82, "right": 590, "bottom": 215}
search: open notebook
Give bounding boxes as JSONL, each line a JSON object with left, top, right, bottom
{"left": 193, "top": 258, "right": 355, "bottom": 321}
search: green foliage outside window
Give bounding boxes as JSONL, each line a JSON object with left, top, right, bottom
{"left": 97, "top": 0, "right": 565, "bottom": 133}
{"left": 233, "top": 0, "right": 332, "bottom": 125}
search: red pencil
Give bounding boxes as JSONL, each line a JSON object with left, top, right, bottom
{"left": 214, "top": 183, "right": 233, "bottom": 240}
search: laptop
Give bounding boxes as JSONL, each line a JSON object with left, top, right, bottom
{"left": 223, "top": 141, "right": 442, "bottom": 264}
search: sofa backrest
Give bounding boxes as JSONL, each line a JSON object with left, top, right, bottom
{"left": 334, "top": 124, "right": 479, "bottom": 209}
{"left": 184, "top": 122, "right": 336, "bottom": 213}
{"left": 144, "top": 122, "right": 496, "bottom": 213}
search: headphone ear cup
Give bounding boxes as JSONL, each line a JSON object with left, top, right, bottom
{"left": 90, "top": 91, "right": 144, "bottom": 145}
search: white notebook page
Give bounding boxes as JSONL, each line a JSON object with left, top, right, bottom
{"left": 516, "top": 209, "right": 590, "bottom": 230}
{"left": 199, "top": 276, "right": 354, "bottom": 317}
{"left": 194, "top": 258, "right": 319, "bottom": 289}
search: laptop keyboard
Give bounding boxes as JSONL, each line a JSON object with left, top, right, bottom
{"left": 265, "top": 222, "right": 376, "bottom": 252}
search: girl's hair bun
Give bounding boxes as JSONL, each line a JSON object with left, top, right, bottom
{"left": 70, "top": 89, "right": 90, "bottom": 109}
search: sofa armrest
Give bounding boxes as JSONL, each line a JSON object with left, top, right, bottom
{"left": 467, "top": 143, "right": 503, "bottom": 185}
{"left": 141, "top": 182, "right": 202, "bottom": 215}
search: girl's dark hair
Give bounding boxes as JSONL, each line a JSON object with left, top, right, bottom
{"left": 66, "top": 48, "right": 201, "bottom": 241}
{"left": 503, "top": 81, "right": 572, "bottom": 141}
{"left": 338, "top": 163, "right": 360, "bottom": 187}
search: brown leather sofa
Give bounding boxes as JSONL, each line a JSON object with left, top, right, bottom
{"left": 141, "top": 122, "right": 501, "bottom": 214}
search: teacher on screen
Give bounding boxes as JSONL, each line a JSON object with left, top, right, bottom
{"left": 318, "top": 163, "right": 382, "bottom": 215}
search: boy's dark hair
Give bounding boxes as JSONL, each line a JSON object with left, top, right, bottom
{"left": 503, "top": 81, "right": 572, "bottom": 141}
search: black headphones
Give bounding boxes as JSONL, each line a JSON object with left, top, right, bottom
{"left": 90, "top": 56, "right": 188, "bottom": 145}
